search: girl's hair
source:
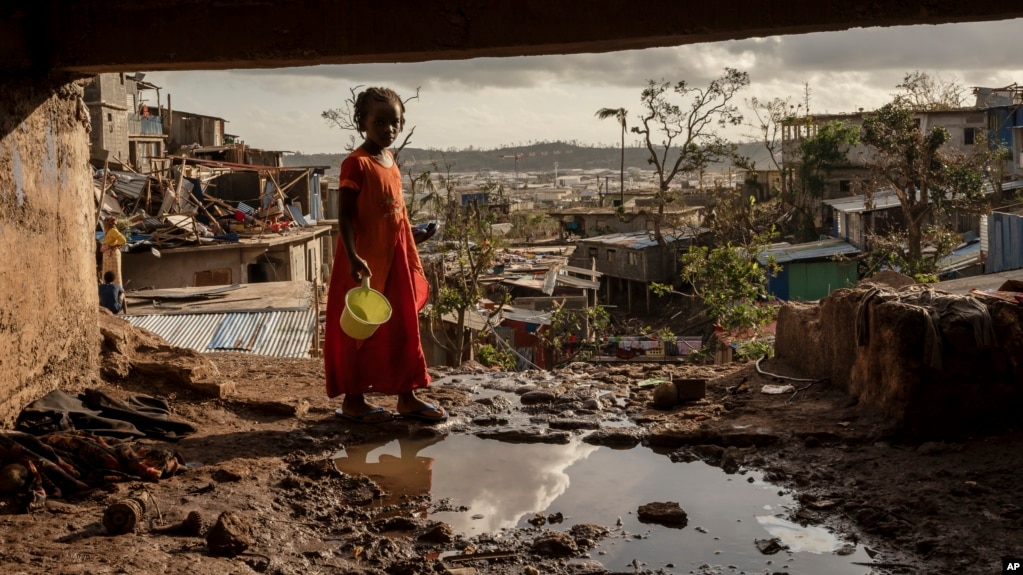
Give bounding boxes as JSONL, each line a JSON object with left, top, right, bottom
{"left": 353, "top": 87, "right": 405, "bottom": 134}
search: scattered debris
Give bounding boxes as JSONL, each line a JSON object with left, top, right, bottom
{"left": 637, "top": 501, "right": 689, "bottom": 528}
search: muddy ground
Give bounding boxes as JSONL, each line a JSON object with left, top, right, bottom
{"left": 2, "top": 341, "right": 1021, "bottom": 575}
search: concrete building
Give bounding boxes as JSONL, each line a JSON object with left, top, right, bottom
{"left": 83, "top": 72, "right": 167, "bottom": 173}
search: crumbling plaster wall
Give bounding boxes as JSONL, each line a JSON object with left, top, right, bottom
{"left": 0, "top": 76, "right": 99, "bottom": 426}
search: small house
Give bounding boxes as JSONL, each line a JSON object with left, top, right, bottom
{"left": 759, "top": 238, "right": 860, "bottom": 301}
{"left": 569, "top": 229, "right": 709, "bottom": 312}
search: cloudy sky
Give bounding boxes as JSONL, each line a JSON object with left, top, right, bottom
{"left": 144, "top": 18, "right": 1022, "bottom": 155}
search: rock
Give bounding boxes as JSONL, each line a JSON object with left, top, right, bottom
{"left": 418, "top": 522, "right": 454, "bottom": 544}
{"left": 755, "top": 537, "right": 788, "bottom": 554}
{"left": 549, "top": 418, "right": 601, "bottom": 431}
{"left": 652, "top": 381, "right": 678, "bottom": 409}
{"left": 531, "top": 531, "right": 579, "bottom": 557}
{"left": 582, "top": 427, "right": 646, "bottom": 448}
{"left": 917, "top": 441, "right": 947, "bottom": 456}
{"left": 569, "top": 524, "right": 609, "bottom": 541}
{"left": 637, "top": 502, "right": 688, "bottom": 528}
{"left": 523, "top": 567, "right": 540, "bottom": 575}
{"left": 721, "top": 447, "right": 741, "bottom": 474}
{"left": 520, "top": 390, "right": 558, "bottom": 405}
{"left": 476, "top": 428, "right": 571, "bottom": 444}
{"left": 566, "top": 559, "right": 608, "bottom": 574}
{"left": 206, "top": 511, "right": 253, "bottom": 557}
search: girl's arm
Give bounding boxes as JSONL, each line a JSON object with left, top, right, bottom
{"left": 339, "top": 189, "right": 371, "bottom": 281}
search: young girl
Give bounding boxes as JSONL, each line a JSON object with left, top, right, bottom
{"left": 324, "top": 87, "right": 447, "bottom": 424}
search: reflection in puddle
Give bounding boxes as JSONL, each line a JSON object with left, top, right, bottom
{"left": 334, "top": 435, "right": 875, "bottom": 574}
{"left": 757, "top": 514, "right": 845, "bottom": 553}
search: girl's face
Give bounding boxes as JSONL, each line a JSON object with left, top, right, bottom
{"left": 362, "top": 100, "right": 403, "bottom": 150}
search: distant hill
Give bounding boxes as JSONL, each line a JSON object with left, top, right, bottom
{"left": 284, "top": 140, "right": 770, "bottom": 177}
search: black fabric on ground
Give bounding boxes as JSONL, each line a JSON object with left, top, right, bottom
{"left": 15, "top": 389, "right": 197, "bottom": 440}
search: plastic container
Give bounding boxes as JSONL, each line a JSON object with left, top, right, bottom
{"left": 340, "top": 276, "right": 392, "bottom": 339}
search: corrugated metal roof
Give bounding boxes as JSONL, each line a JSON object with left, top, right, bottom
{"left": 824, "top": 190, "right": 908, "bottom": 214}
{"left": 937, "top": 240, "right": 982, "bottom": 274}
{"left": 123, "top": 309, "right": 315, "bottom": 358}
{"left": 555, "top": 274, "right": 600, "bottom": 290}
{"left": 109, "top": 171, "right": 150, "bottom": 199}
{"left": 824, "top": 180, "right": 1022, "bottom": 214}
{"left": 759, "top": 238, "right": 860, "bottom": 264}
{"left": 579, "top": 228, "right": 709, "bottom": 249}
{"left": 501, "top": 308, "right": 551, "bottom": 326}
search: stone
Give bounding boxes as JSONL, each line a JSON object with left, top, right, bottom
{"left": 531, "top": 531, "right": 579, "bottom": 557}
{"left": 206, "top": 511, "right": 253, "bottom": 557}
{"left": 652, "top": 381, "right": 678, "bottom": 409}
{"left": 520, "top": 390, "right": 558, "bottom": 405}
{"left": 637, "top": 501, "right": 688, "bottom": 528}
{"left": 566, "top": 559, "right": 608, "bottom": 574}
{"left": 569, "top": 524, "right": 608, "bottom": 541}
{"left": 418, "top": 522, "right": 454, "bottom": 544}
{"left": 755, "top": 537, "right": 788, "bottom": 555}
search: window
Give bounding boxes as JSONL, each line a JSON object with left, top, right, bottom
{"left": 587, "top": 247, "right": 598, "bottom": 259}
{"left": 645, "top": 219, "right": 655, "bottom": 230}
{"left": 839, "top": 180, "right": 852, "bottom": 193}
{"left": 628, "top": 252, "right": 640, "bottom": 265}
{"left": 964, "top": 127, "right": 977, "bottom": 145}
{"left": 606, "top": 249, "right": 617, "bottom": 263}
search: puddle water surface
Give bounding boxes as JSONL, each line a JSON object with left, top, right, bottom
{"left": 335, "top": 434, "right": 876, "bottom": 574}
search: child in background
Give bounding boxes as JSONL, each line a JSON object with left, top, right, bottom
{"left": 98, "top": 270, "right": 124, "bottom": 314}
{"left": 323, "top": 87, "right": 447, "bottom": 424}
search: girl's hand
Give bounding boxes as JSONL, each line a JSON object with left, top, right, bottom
{"left": 349, "top": 253, "right": 371, "bottom": 282}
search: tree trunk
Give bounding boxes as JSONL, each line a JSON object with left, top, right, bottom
{"left": 619, "top": 124, "right": 625, "bottom": 206}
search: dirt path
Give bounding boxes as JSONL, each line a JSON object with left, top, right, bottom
{"left": 0, "top": 351, "right": 1019, "bottom": 575}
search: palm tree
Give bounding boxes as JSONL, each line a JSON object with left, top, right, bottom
{"left": 595, "top": 107, "right": 627, "bottom": 206}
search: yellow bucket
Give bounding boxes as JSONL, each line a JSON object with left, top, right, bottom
{"left": 340, "top": 276, "right": 392, "bottom": 340}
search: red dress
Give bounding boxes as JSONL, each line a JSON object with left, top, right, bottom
{"left": 324, "top": 148, "right": 431, "bottom": 398}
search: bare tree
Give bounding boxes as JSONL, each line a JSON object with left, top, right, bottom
{"left": 321, "top": 85, "right": 421, "bottom": 159}
{"left": 631, "top": 68, "right": 750, "bottom": 245}
{"left": 892, "top": 71, "right": 967, "bottom": 112}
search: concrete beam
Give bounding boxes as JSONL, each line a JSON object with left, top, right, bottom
{"left": 3, "top": 1, "right": 1023, "bottom": 74}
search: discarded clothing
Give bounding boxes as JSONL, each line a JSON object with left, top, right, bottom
{"left": 16, "top": 388, "right": 197, "bottom": 441}
{"left": 854, "top": 285, "right": 996, "bottom": 369}
{"left": 0, "top": 430, "right": 184, "bottom": 511}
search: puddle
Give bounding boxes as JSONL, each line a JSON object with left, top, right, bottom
{"left": 334, "top": 434, "right": 877, "bottom": 574}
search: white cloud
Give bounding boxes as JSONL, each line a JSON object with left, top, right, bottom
{"left": 144, "top": 18, "right": 1023, "bottom": 153}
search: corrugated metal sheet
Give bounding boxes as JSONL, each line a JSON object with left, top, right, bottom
{"left": 580, "top": 228, "right": 710, "bottom": 249}
{"left": 826, "top": 181, "right": 1023, "bottom": 215}
{"left": 126, "top": 313, "right": 225, "bottom": 352}
{"left": 123, "top": 309, "right": 315, "bottom": 358}
{"left": 502, "top": 308, "right": 551, "bottom": 326}
{"left": 759, "top": 238, "right": 860, "bottom": 264}
{"left": 937, "top": 241, "right": 981, "bottom": 275}
{"left": 824, "top": 189, "right": 906, "bottom": 214}
{"left": 985, "top": 211, "right": 1023, "bottom": 273}
{"left": 109, "top": 170, "right": 150, "bottom": 199}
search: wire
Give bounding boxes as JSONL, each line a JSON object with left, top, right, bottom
{"left": 755, "top": 356, "right": 827, "bottom": 383}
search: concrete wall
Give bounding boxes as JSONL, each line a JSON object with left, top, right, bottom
{"left": 83, "top": 73, "right": 130, "bottom": 164}
{"left": 0, "top": 76, "right": 98, "bottom": 425}
{"left": 121, "top": 231, "right": 327, "bottom": 289}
